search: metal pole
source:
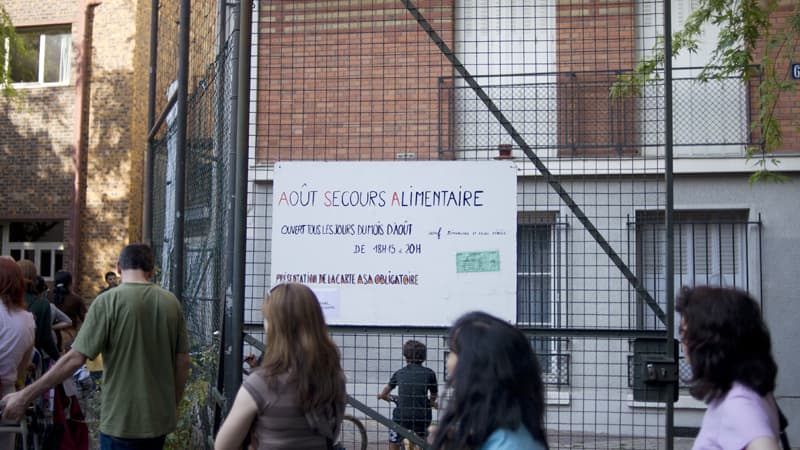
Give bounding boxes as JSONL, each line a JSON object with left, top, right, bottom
{"left": 171, "top": 0, "right": 190, "bottom": 301}
{"left": 221, "top": 0, "right": 241, "bottom": 412}
{"left": 214, "top": 0, "right": 233, "bottom": 427}
{"left": 143, "top": 0, "right": 159, "bottom": 246}
{"left": 663, "top": 0, "right": 676, "bottom": 447}
{"left": 226, "top": 0, "right": 251, "bottom": 410}
{"left": 224, "top": 0, "right": 241, "bottom": 336}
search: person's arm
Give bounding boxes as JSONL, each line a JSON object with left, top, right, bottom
{"left": 429, "top": 392, "right": 438, "bottom": 409}
{"left": 174, "top": 352, "right": 190, "bottom": 408}
{"left": 214, "top": 387, "right": 258, "bottom": 450}
{"left": 378, "top": 370, "right": 399, "bottom": 402}
{"left": 377, "top": 384, "right": 393, "bottom": 402}
{"left": 14, "top": 344, "right": 34, "bottom": 389}
{"left": 746, "top": 437, "right": 780, "bottom": 450}
{"left": 50, "top": 304, "right": 73, "bottom": 330}
{"left": 39, "top": 304, "right": 61, "bottom": 361}
{"left": 1, "top": 349, "right": 86, "bottom": 421}
{"left": 429, "top": 371, "right": 438, "bottom": 408}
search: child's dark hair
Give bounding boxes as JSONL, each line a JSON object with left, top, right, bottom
{"left": 403, "top": 340, "right": 427, "bottom": 364}
{"left": 433, "top": 312, "right": 549, "bottom": 450}
{"left": 676, "top": 286, "right": 777, "bottom": 402}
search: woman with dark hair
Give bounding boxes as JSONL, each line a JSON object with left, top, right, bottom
{"left": 16, "top": 259, "right": 60, "bottom": 361}
{"left": 48, "top": 270, "right": 87, "bottom": 352}
{"left": 677, "top": 286, "right": 780, "bottom": 450}
{"left": 0, "top": 258, "right": 36, "bottom": 449}
{"left": 432, "top": 311, "right": 548, "bottom": 450}
{"left": 35, "top": 275, "right": 73, "bottom": 352}
{"left": 214, "top": 283, "right": 346, "bottom": 449}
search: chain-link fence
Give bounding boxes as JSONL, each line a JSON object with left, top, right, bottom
{"left": 148, "top": 0, "right": 233, "bottom": 446}
{"left": 147, "top": 0, "right": 766, "bottom": 448}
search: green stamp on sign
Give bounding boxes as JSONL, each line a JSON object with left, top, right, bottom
{"left": 456, "top": 251, "right": 500, "bottom": 273}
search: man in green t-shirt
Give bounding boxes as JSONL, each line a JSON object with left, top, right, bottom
{"left": 2, "top": 244, "right": 190, "bottom": 450}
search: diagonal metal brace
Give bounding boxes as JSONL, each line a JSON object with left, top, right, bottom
{"left": 401, "top": 0, "right": 666, "bottom": 324}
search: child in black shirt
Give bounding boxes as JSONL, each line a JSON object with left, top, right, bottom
{"left": 378, "top": 340, "right": 438, "bottom": 450}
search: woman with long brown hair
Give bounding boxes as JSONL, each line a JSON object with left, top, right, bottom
{"left": 0, "top": 257, "right": 36, "bottom": 449}
{"left": 215, "top": 283, "right": 346, "bottom": 449}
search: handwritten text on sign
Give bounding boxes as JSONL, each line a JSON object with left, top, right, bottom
{"left": 270, "top": 161, "right": 517, "bottom": 326}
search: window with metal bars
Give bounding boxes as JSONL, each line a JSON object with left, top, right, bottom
{"left": 635, "top": 210, "right": 761, "bottom": 385}
{"left": 636, "top": 210, "right": 756, "bottom": 327}
{"left": 517, "top": 212, "right": 569, "bottom": 385}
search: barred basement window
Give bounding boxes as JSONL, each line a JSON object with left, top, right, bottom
{"left": 635, "top": 209, "right": 761, "bottom": 387}
{"left": 517, "top": 212, "right": 569, "bottom": 385}
{"left": 635, "top": 209, "right": 756, "bottom": 330}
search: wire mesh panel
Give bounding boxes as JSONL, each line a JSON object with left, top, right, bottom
{"left": 148, "top": 0, "right": 769, "bottom": 448}
{"left": 243, "top": 0, "right": 678, "bottom": 448}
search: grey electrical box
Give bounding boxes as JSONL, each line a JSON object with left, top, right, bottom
{"left": 631, "top": 337, "right": 679, "bottom": 402}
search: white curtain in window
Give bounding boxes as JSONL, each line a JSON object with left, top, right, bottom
{"left": 58, "top": 33, "right": 70, "bottom": 82}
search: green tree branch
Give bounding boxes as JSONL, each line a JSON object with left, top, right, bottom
{"left": 612, "top": 0, "right": 799, "bottom": 184}
{"left": 0, "top": 5, "right": 20, "bottom": 99}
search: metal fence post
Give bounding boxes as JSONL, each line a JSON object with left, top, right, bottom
{"left": 143, "top": 0, "right": 159, "bottom": 246}
{"left": 224, "top": 0, "right": 251, "bottom": 410}
{"left": 664, "top": 0, "right": 676, "bottom": 447}
{"left": 171, "top": 0, "right": 190, "bottom": 301}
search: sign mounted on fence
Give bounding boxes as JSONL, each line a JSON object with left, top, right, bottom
{"left": 271, "top": 161, "right": 517, "bottom": 326}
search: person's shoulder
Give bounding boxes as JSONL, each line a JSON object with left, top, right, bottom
{"left": 481, "top": 426, "right": 545, "bottom": 450}
{"left": 410, "top": 363, "right": 435, "bottom": 374}
{"left": 25, "top": 292, "right": 45, "bottom": 306}
{"left": 715, "top": 383, "right": 778, "bottom": 437}
{"left": 120, "top": 282, "right": 178, "bottom": 300}
{"left": 721, "top": 383, "right": 768, "bottom": 408}
{"left": 13, "top": 308, "right": 36, "bottom": 328}
{"left": 66, "top": 292, "right": 85, "bottom": 304}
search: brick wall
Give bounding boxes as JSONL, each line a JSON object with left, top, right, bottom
{"left": 1, "top": 0, "right": 148, "bottom": 296}
{"left": 556, "top": 0, "right": 636, "bottom": 156}
{"left": 79, "top": 0, "right": 149, "bottom": 295}
{"left": 750, "top": 0, "right": 800, "bottom": 154}
{"left": 1, "top": 1, "right": 79, "bottom": 271}
{"left": 255, "top": 1, "right": 454, "bottom": 162}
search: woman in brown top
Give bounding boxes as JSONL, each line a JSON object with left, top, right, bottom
{"left": 215, "top": 283, "right": 346, "bottom": 450}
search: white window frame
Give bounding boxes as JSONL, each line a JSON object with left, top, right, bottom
{"left": 4, "top": 25, "right": 71, "bottom": 87}
{"left": 1, "top": 222, "right": 66, "bottom": 280}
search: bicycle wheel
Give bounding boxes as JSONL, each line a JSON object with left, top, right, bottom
{"left": 338, "top": 414, "right": 367, "bottom": 450}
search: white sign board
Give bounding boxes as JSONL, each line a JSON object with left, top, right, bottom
{"left": 271, "top": 161, "right": 517, "bottom": 326}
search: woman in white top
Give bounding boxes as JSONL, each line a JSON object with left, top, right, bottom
{"left": 0, "top": 258, "right": 36, "bottom": 449}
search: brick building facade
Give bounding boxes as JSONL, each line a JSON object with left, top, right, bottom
{"left": 1, "top": 0, "right": 150, "bottom": 296}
